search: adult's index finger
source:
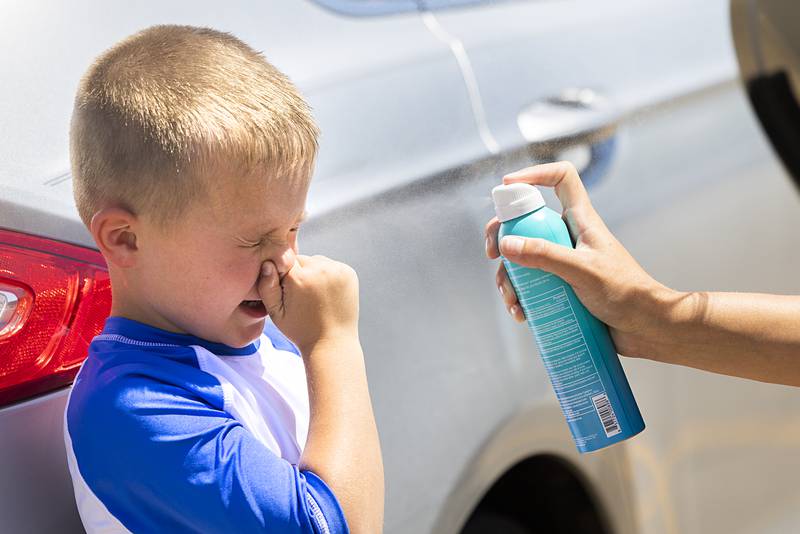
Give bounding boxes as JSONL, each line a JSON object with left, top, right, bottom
{"left": 502, "top": 161, "right": 603, "bottom": 231}
{"left": 502, "top": 161, "right": 592, "bottom": 213}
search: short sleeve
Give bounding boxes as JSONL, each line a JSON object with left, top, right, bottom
{"left": 67, "top": 374, "right": 348, "bottom": 534}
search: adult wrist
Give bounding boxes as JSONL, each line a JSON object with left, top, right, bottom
{"left": 642, "top": 286, "right": 699, "bottom": 362}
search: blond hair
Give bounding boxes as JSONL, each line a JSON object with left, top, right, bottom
{"left": 70, "top": 25, "right": 319, "bottom": 229}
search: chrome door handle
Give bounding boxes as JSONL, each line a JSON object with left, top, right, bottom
{"left": 517, "top": 88, "right": 620, "bottom": 184}
{"left": 517, "top": 88, "right": 619, "bottom": 149}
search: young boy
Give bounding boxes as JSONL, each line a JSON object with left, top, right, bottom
{"left": 64, "top": 25, "right": 383, "bottom": 533}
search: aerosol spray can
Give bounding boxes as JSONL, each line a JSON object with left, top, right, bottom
{"left": 492, "top": 183, "right": 645, "bottom": 452}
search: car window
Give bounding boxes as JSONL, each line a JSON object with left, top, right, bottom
{"left": 310, "top": 0, "right": 514, "bottom": 17}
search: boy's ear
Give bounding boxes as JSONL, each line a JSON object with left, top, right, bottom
{"left": 89, "top": 207, "right": 140, "bottom": 268}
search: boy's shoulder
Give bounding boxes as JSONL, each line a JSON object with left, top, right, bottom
{"left": 69, "top": 335, "right": 219, "bottom": 412}
{"left": 64, "top": 332, "right": 229, "bottom": 468}
{"left": 65, "top": 316, "right": 304, "bottom": 442}
{"left": 66, "top": 319, "right": 240, "bottom": 428}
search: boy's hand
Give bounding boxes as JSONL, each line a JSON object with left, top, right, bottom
{"left": 485, "top": 161, "right": 676, "bottom": 358}
{"left": 260, "top": 255, "right": 384, "bottom": 532}
{"left": 258, "top": 255, "right": 359, "bottom": 354}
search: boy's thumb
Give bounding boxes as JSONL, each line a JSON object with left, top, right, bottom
{"left": 499, "top": 236, "right": 582, "bottom": 284}
{"left": 257, "top": 261, "right": 284, "bottom": 318}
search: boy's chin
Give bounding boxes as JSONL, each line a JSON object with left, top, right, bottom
{"left": 219, "top": 333, "right": 261, "bottom": 348}
{"left": 225, "top": 314, "right": 266, "bottom": 347}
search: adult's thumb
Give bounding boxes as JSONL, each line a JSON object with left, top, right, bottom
{"left": 257, "top": 260, "right": 284, "bottom": 319}
{"left": 499, "top": 236, "right": 583, "bottom": 284}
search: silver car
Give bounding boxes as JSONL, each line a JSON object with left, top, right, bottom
{"left": 2, "top": 1, "right": 800, "bottom": 533}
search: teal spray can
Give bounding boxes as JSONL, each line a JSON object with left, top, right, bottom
{"left": 492, "top": 183, "right": 645, "bottom": 452}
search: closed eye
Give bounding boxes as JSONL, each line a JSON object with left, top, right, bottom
{"left": 237, "top": 239, "right": 262, "bottom": 249}
{"left": 239, "top": 226, "right": 299, "bottom": 248}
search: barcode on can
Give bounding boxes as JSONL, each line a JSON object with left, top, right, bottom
{"left": 591, "top": 393, "right": 621, "bottom": 437}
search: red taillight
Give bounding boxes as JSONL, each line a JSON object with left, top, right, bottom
{"left": 0, "top": 228, "right": 111, "bottom": 406}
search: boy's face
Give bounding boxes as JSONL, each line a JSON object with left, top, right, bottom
{"left": 132, "top": 172, "right": 309, "bottom": 347}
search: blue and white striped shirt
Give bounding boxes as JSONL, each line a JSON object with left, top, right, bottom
{"left": 64, "top": 316, "right": 347, "bottom": 533}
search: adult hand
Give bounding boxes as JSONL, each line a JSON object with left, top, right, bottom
{"left": 485, "top": 161, "right": 675, "bottom": 358}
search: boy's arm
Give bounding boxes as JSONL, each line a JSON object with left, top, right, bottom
{"left": 260, "top": 256, "right": 385, "bottom": 533}
{"left": 300, "top": 337, "right": 384, "bottom": 533}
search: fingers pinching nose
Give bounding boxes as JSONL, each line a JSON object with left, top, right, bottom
{"left": 261, "top": 261, "right": 278, "bottom": 286}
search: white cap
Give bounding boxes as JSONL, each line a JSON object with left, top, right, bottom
{"left": 491, "top": 183, "right": 545, "bottom": 222}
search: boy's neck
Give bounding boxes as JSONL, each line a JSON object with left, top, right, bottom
{"left": 110, "top": 285, "right": 188, "bottom": 336}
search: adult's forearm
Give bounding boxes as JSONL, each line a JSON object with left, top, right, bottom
{"left": 640, "top": 290, "right": 800, "bottom": 386}
{"left": 299, "top": 336, "right": 384, "bottom": 533}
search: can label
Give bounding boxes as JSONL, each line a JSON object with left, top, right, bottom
{"left": 504, "top": 259, "right": 624, "bottom": 451}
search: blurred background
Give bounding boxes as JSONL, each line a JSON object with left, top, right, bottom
{"left": 2, "top": 1, "right": 800, "bottom": 533}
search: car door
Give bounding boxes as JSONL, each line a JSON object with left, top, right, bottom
{"left": 430, "top": 1, "right": 800, "bottom": 533}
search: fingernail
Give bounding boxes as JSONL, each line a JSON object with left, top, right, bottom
{"left": 261, "top": 262, "right": 273, "bottom": 277}
{"left": 498, "top": 284, "right": 505, "bottom": 296}
{"left": 500, "top": 236, "right": 523, "bottom": 255}
{"left": 485, "top": 236, "right": 491, "bottom": 256}
{"left": 510, "top": 304, "right": 520, "bottom": 316}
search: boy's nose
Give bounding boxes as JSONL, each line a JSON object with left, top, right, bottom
{"left": 273, "top": 247, "right": 297, "bottom": 277}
